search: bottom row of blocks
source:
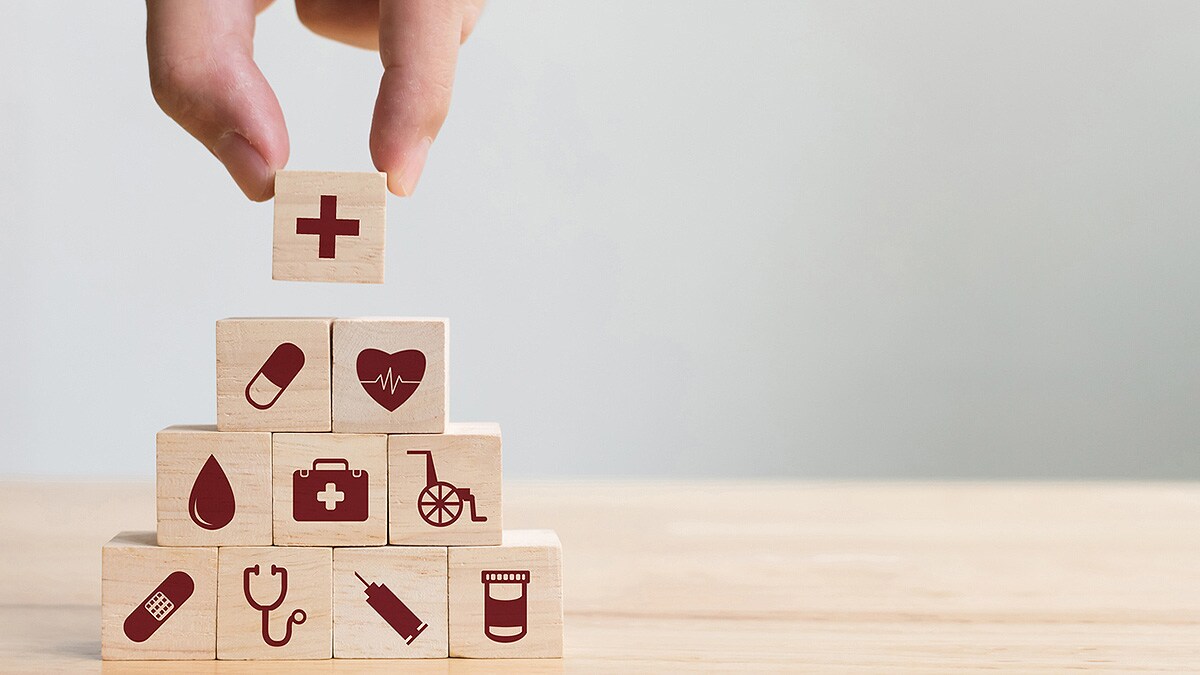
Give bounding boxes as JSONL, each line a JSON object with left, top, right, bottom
{"left": 101, "top": 530, "right": 562, "bottom": 660}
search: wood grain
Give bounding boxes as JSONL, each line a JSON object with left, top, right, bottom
{"left": 5, "top": 481, "right": 1200, "bottom": 671}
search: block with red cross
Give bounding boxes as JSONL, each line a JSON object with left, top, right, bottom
{"left": 272, "top": 171, "right": 387, "bottom": 284}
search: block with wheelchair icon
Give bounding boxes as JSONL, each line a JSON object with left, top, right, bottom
{"left": 101, "top": 532, "right": 217, "bottom": 660}
{"left": 216, "top": 317, "right": 334, "bottom": 432}
{"left": 388, "top": 423, "right": 503, "bottom": 546}
{"left": 217, "top": 546, "right": 333, "bottom": 660}
{"left": 272, "top": 433, "right": 389, "bottom": 546}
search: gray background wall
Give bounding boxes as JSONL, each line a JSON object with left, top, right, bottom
{"left": 2, "top": 2, "right": 1198, "bottom": 479}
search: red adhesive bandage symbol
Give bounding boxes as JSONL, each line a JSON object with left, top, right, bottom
{"left": 123, "top": 571, "right": 194, "bottom": 643}
{"left": 481, "top": 570, "right": 530, "bottom": 643}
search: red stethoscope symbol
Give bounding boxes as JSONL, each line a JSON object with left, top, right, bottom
{"left": 243, "top": 564, "right": 306, "bottom": 647}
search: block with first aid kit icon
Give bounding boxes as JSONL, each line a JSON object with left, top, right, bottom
{"left": 102, "top": 531, "right": 217, "bottom": 660}
{"left": 272, "top": 433, "right": 388, "bottom": 546}
{"left": 216, "top": 317, "right": 334, "bottom": 432}
{"left": 217, "top": 546, "right": 333, "bottom": 660}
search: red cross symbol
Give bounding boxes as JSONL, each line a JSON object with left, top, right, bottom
{"left": 296, "top": 195, "right": 359, "bottom": 259}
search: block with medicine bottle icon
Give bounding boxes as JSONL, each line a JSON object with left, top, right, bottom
{"left": 448, "top": 529, "right": 563, "bottom": 658}
{"left": 217, "top": 546, "right": 333, "bottom": 660}
{"left": 388, "top": 422, "right": 503, "bottom": 546}
{"left": 333, "top": 547, "right": 449, "bottom": 658}
{"left": 216, "top": 317, "right": 334, "bottom": 432}
{"left": 101, "top": 531, "right": 217, "bottom": 660}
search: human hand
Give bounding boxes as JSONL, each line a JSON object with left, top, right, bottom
{"left": 146, "top": 0, "right": 484, "bottom": 201}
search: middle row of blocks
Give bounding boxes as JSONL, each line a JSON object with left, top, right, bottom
{"left": 157, "top": 423, "right": 501, "bottom": 547}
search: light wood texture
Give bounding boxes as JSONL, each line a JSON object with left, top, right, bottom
{"left": 156, "top": 426, "right": 272, "bottom": 546}
{"left": 448, "top": 529, "right": 562, "bottom": 658}
{"left": 332, "top": 318, "right": 448, "bottom": 434}
{"left": 217, "top": 546, "right": 333, "bottom": 660}
{"left": 389, "top": 423, "right": 502, "bottom": 546}
{"left": 272, "top": 171, "right": 386, "bottom": 284}
{"left": 7, "top": 481, "right": 1200, "bottom": 671}
{"left": 101, "top": 532, "right": 217, "bottom": 660}
{"left": 216, "top": 318, "right": 333, "bottom": 432}
{"left": 272, "top": 433, "right": 388, "bottom": 546}
{"left": 333, "top": 547, "right": 449, "bottom": 658}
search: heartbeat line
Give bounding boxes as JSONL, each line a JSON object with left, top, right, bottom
{"left": 361, "top": 368, "right": 421, "bottom": 395}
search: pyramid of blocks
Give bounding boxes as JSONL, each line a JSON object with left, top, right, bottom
{"left": 100, "top": 174, "right": 563, "bottom": 661}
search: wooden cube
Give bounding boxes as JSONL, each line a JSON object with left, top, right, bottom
{"left": 448, "top": 530, "right": 563, "bottom": 658}
{"left": 332, "top": 318, "right": 448, "bottom": 434}
{"left": 273, "top": 170, "right": 387, "bottom": 284}
{"left": 156, "top": 425, "right": 272, "bottom": 547}
{"left": 333, "top": 547, "right": 448, "bottom": 658}
{"left": 216, "top": 317, "right": 333, "bottom": 432}
{"left": 217, "top": 546, "right": 333, "bottom": 660}
{"left": 101, "top": 531, "right": 217, "bottom": 660}
{"left": 273, "top": 433, "right": 388, "bottom": 546}
{"left": 388, "top": 423, "right": 502, "bottom": 546}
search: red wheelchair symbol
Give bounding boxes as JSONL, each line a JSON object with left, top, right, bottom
{"left": 406, "top": 450, "right": 487, "bottom": 527}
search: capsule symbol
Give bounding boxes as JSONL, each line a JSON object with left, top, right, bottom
{"left": 245, "top": 342, "right": 305, "bottom": 410}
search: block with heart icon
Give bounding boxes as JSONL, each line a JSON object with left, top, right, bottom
{"left": 388, "top": 423, "right": 503, "bottom": 546}
{"left": 332, "top": 318, "right": 448, "bottom": 434}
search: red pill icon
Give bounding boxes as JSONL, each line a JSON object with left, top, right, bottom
{"left": 123, "top": 571, "right": 194, "bottom": 643}
{"left": 245, "top": 342, "right": 305, "bottom": 410}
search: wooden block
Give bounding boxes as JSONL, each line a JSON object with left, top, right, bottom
{"left": 156, "top": 425, "right": 272, "bottom": 547}
{"left": 272, "top": 433, "right": 388, "bottom": 546}
{"left": 273, "top": 170, "right": 386, "bottom": 284}
{"left": 332, "top": 318, "right": 448, "bottom": 434}
{"left": 388, "top": 423, "right": 503, "bottom": 546}
{"left": 448, "top": 530, "right": 563, "bottom": 658}
{"left": 217, "top": 546, "right": 332, "bottom": 660}
{"left": 101, "top": 531, "right": 217, "bottom": 660}
{"left": 333, "top": 547, "right": 448, "bottom": 658}
{"left": 216, "top": 317, "right": 333, "bottom": 432}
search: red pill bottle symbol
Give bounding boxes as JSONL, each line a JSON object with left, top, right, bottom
{"left": 245, "top": 342, "right": 305, "bottom": 410}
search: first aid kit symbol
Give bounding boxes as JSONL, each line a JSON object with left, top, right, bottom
{"left": 293, "top": 458, "right": 369, "bottom": 522}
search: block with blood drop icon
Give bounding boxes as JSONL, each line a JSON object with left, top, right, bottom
{"left": 156, "top": 426, "right": 272, "bottom": 547}
{"left": 217, "top": 318, "right": 333, "bottom": 432}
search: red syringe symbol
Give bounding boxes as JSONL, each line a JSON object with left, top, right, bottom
{"left": 354, "top": 572, "right": 428, "bottom": 645}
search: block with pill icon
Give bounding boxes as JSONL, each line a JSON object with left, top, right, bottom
{"left": 332, "top": 318, "right": 449, "bottom": 434}
{"left": 273, "top": 170, "right": 387, "bottom": 284}
{"left": 102, "top": 531, "right": 217, "bottom": 660}
{"left": 216, "top": 546, "right": 333, "bottom": 660}
{"left": 156, "top": 426, "right": 273, "bottom": 547}
{"left": 216, "top": 317, "right": 334, "bottom": 432}
{"left": 448, "top": 530, "right": 563, "bottom": 658}
{"left": 333, "top": 547, "right": 448, "bottom": 658}
{"left": 272, "top": 433, "right": 389, "bottom": 546}
{"left": 388, "top": 423, "right": 503, "bottom": 546}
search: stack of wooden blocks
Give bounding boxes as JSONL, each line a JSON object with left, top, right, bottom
{"left": 100, "top": 173, "right": 563, "bottom": 662}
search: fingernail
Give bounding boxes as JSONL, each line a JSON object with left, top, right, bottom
{"left": 389, "top": 136, "right": 432, "bottom": 197}
{"left": 213, "top": 132, "right": 274, "bottom": 201}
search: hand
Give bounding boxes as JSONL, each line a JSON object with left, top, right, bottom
{"left": 146, "top": 0, "right": 484, "bottom": 201}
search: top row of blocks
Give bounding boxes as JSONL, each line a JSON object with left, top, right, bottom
{"left": 217, "top": 318, "right": 447, "bottom": 434}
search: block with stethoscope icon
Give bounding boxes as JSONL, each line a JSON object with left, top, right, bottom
{"left": 216, "top": 546, "right": 333, "bottom": 660}
{"left": 387, "top": 423, "right": 503, "bottom": 546}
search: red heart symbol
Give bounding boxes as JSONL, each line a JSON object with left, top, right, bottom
{"left": 357, "top": 349, "right": 426, "bottom": 412}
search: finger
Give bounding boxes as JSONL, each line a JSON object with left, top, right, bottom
{"left": 146, "top": 0, "right": 289, "bottom": 201}
{"left": 294, "top": 0, "right": 379, "bottom": 50}
{"left": 371, "top": 0, "right": 469, "bottom": 196}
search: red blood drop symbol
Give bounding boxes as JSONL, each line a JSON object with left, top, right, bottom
{"left": 188, "top": 454, "right": 236, "bottom": 530}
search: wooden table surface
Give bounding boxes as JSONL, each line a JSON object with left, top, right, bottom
{"left": 1, "top": 480, "right": 1198, "bottom": 672}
